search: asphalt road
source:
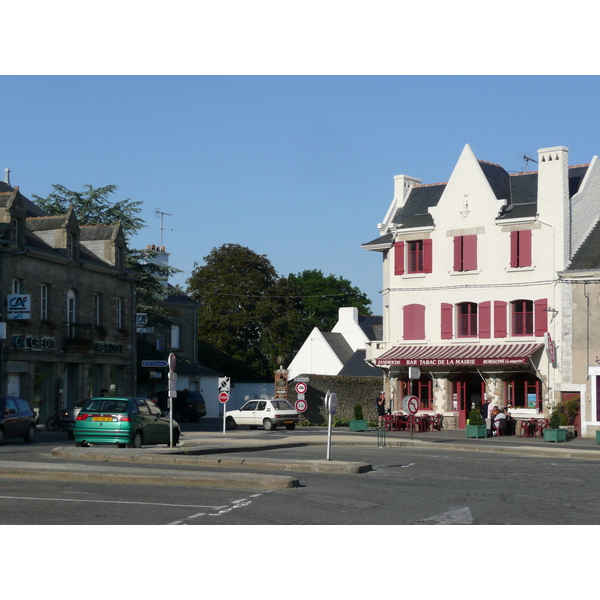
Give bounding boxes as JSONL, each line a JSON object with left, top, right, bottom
{"left": 2, "top": 430, "right": 600, "bottom": 525}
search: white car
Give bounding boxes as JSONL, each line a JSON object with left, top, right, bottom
{"left": 225, "top": 399, "right": 299, "bottom": 431}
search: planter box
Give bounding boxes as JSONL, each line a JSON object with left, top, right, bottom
{"left": 543, "top": 428, "right": 568, "bottom": 443}
{"left": 596, "top": 430, "right": 600, "bottom": 445}
{"left": 349, "top": 419, "right": 368, "bottom": 432}
{"left": 466, "top": 424, "right": 487, "bottom": 439}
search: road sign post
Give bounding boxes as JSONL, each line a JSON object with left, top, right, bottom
{"left": 324, "top": 390, "right": 337, "bottom": 461}
{"left": 219, "top": 391, "right": 229, "bottom": 434}
{"left": 168, "top": 353, "right": 176, "bottom": 448}
{"left": 402, "top": 395, "right": 419, "bottom": 441}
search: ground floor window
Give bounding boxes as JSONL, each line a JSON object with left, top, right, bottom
{"left": 33, "top": 363, "right": 54, "bottom": 421}
{"left": 401, "top": 376, "right": 433, "bottom": 410}
{"left": 110, "top": 365, "right": 125, "bottom": 396}
{"left": 505, "top": 375, "right": 541, "bottom": 410}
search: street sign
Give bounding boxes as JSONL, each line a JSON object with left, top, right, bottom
{"left": 402, "top": 395, "right": 419, "bottom": 416}
{"left": 325, "top": 391, "right": 337, "bottom": 416}
{"left": 141, "top": 360, "right": 168, "bottom": 368}
{"left": 295, "top": 398, "right": 308, "bottom": 413}
{"left": 294, "top": 376, "right": 310, "bottom": 383}
{"left": 168, "top": 352, "right": 176, "bottom": 371}
{"left": 219, "top": 391, "right": 229, "bottom": 403}
{"left": 218, "top": 376, "right": 231, "bottom": 392}
{"left": 295, "top": 382, "right": 307, "bottom": 394}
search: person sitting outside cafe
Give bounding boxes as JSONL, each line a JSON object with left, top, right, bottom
{"left": 491, "top": 406, "right": 506, "bottom": 436}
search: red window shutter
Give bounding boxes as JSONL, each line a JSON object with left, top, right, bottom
{"left": 510, "top": 231, "right": 519, "bottom": 268}
{"left": 534, "top": 298, "right": 548, "bottom": 336}
{"left": 404, "top": 304, "right": 425, "bottom": 340}
{"left": 463, "top": 235, "right": 477, "bottom": 271}
{"left": 520, "top": 230, "right": 532, "bottom": 267}
{"left": 479, "top": 301, "right": 491, "bottom": 338}
{"left": 441, "top": 303, "right": 453, "bottom": 339}
{"left": 494, "top": 301, "right": 507, "bottom": 338}
{"left": 453, "top": 236, "right": 462, "bottom": 271}
{"left": 394, "top": 241, "right": 405, "bottom": 276}
{"left": 423, "top": 239, "right": 432, "bottom": 273}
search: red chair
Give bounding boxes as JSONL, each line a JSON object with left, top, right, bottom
{"left": 430, "top": 414, "right": 442, "bottom": 431}
{"left": 382, "top": 415, "right": 396, "bottom": 431}
{"left": 534, "top": 419, "right": 549, "bottom": 436}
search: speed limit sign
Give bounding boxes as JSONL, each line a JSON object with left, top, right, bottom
{"left": 295, "top": 398, "right": 308, "bottom": 413}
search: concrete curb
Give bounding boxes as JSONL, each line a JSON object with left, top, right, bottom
{"left": 51, "top": 447, "right": 372, "bottom": 474}
{"left": 0, "top": 460, "right": 299, "bottom": 490}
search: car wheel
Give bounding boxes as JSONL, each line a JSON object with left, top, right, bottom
{"left": 46, "top": 416, "right": 59, "bottom": 432}
{"left": 24, "top": 424, "right": 35, "bottom": 443}
{"left": 225, "top": 417, "right": 237, "bottom": 430}
{"left": 263, "top": 418, "right": 276, "bottom": 431}
{"left": 285, "top": 423, "right": 296, "bottom": 431}
{"left": 128, "top": 431, "right": 143, "bottom": 448}
{"left": 172, "top": 428, "right": 180, "bottom": 445}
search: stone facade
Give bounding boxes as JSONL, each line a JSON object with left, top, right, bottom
{"left": 0, "top": 181, "right": 135, "bottom": 422}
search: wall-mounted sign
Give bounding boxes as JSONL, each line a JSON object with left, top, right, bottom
{"left": 94, "top": 342, "right": 124, "bottom": 354}
{"left": 7, "top": 294, "right": 31, "bottom": 319}
{"left": 12, "top": 335, "right": 55, "bottom": 351}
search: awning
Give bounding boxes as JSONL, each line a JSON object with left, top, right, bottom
{"left": 374, "top": 342, "right": 544, "bottom": 367}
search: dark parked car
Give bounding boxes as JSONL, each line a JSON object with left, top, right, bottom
{"left": 155, "top": 390, "right": 207, "bottom": 422}
{"left": 0, "top": 396, "right": 36, "bottom": 444}
{"left": 60, "top": 398, "right": 89, "bottom": 439}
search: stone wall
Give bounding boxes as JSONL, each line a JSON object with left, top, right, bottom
{"left": 293, "top": 375, "right": 382, "bottom": 424}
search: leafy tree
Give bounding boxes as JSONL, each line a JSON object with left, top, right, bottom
{"left": 288, "top": 269, "right": 372, "bottom": 332}
{"left": 186, "top": 244, "right": 305, "bottom": 381}
{"left": 32, "top": 184, "right": 180, "bottom": 327}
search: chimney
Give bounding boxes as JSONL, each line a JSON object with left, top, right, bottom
{"left": 4, "top": 168, "right": 10, "bottom": 186}
{"left": 537, "top": 145, "right": 569, "bottom": 269}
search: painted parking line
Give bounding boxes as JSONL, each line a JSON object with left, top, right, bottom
{"left": 168, "top": 492, "right": 270, "bottom": 524}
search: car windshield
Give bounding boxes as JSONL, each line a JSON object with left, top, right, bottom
{"left": 271, "top": 400, "right": 294, "bottom": 410}
{"left": 82, "top": 399, "right": 129, "bottom": 413}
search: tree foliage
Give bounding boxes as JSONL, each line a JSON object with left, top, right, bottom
{"left": 186, "top": 244, "right": 306, "bottom": 381}
{"left": 288, "top": 269, "right": 372, "bottom": 332}
{"left": 32, "top": 184, "right": 180, "bottom": 327}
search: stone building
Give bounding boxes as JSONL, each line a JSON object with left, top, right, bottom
{"left": 0, "top": 177, "right": 135, "bottom": 422}
{"left": 363, "top": 144, "right": 600, "bottom": 435}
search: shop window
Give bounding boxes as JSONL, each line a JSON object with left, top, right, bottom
{"left": 505, "top": 376, "right": 541, "bottom": 410}
{"left": 401, "top": 377, "right": 433, "bottom": 410}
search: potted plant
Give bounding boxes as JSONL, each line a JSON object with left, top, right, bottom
{"left": 543, "top": 402, "right": 568, "bottom": 443}
{"left": 349, "top": 403, "right": 368, "bottom": 432}
{"left": 465, "top": 408, "right": 487, "bottom": 439}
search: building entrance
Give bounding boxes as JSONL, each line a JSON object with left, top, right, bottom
{"left": 452, "top": 374, "right": 486, "bottom": 428}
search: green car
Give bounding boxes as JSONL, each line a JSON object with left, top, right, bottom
{"left": 73, "top": 397, "right": 180, "bottom": 448}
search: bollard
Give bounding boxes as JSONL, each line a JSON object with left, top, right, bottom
{"left": 377, "top": 424, "right": 386, "bottom": 448}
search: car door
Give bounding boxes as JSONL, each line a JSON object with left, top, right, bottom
{"left": 136, "top": 399, "right": 156, "bottom": 442}
{"left": 254, "top": 401, "right": 268, "bottom": 426}
{"left": 3, "top": 398, "right": 20, "bottom": 437}
{"left": 147, "top": 399, "right": 170, "bottom": 443}
{"left": 237, "top": 401, "right": 258, "bottom": 425}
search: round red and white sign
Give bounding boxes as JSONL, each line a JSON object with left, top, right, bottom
{"left": 295, "top": 382, "right": 307, "bottom": 394}
{"left": 218, "top": 391, "right": 229, "bottom": 404}
{"left": 402, "top": 395, "right": 419, "bottom": 415}
{"left": 295, "top": 399, "right": 308, "bottom": 413}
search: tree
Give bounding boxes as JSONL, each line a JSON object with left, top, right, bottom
{"left": 288, "top": 269, "right": 372, "bottom": 332}
{"left": 32, "top": 184, "right": 180, "bottom": 327}
{"left": 186, "top": 244, "right": 306, "bottom": 381}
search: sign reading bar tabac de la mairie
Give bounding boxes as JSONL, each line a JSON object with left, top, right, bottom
{"left": 376, "top": 357, "right": 530, "bottom": 367}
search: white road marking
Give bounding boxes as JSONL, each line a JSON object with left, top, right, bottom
{"left": 418, "top": 506, "right": 474, "bottom": 525}
{"left": 0, "top": 495, "right": 227, "bottom": 509}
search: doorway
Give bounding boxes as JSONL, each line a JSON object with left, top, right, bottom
{"left": 452, "top": 374, "right": 486, "bottom": 428}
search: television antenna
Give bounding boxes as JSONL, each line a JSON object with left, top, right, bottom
{"left": 522, "top": 154, "right": 538, "bottom": 171}
{"left": 154, "top": 208, "right": 176, "bottom": 248}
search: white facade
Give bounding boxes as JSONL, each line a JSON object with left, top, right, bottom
{"left": 364, "top": 144, "right": 600, "bottom": 432}
{"left": 287, "top": 307, "right": 372, "bottom": 379}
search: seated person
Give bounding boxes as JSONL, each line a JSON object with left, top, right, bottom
{"left": 492, "top": 407, "right": 506, "bottom": 435}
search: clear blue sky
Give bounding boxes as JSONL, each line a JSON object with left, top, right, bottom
{"left": 3, "top": 75, "right": 600, "bottom": 314}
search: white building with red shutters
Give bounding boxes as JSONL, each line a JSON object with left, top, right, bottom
{"left": 363, "top": 144, "right": 600, "bottom": 432}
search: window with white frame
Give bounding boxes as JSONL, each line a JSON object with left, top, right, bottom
{"left": 12, "top": 278, "right": 22, "bottom": 294}
{"left": 94, "top": 293, "right": 102, "bottom": 326}
{"left": 116, "top": 297, "right": 123, "bottom": 330}
{"left": 171, "top": 324, "right": 181, "bottom": 349}
{"left": 67, "top": 289, "right": 77, "bottom": 337}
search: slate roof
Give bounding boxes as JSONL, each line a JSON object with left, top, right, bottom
{"left": 338, "top": 349, "right": 383, "bottom": 377}
{"left": 567, "top": 218, "right": 600, "bottom": 271}
{"left": 173, "top": 353, "right": 223, "bottom": 376}
{"left": 363, "top": 161, "right": 590, "bottom": 245}
{"left": 322, "top": 332, "right": 355, "bottom": 365}
{"left": 80, "top": 225, "right": 119, "bottom": 241}
{"left": 358, "top": 314, "right": 383, "bottom": 341}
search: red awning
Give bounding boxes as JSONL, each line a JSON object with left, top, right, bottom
{"left": 375, "top": 342, "right": 544, "bottom": 367}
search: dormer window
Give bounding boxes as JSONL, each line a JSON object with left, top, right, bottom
{"left": 68, "top": 233, "right": 77, "bottom": 260}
